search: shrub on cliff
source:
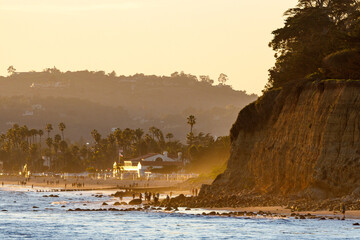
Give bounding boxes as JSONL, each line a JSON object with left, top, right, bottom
{"left": 323, "top": 49, "right": 360, "bottom": 79}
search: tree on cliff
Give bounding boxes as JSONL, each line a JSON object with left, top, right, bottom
{"left": 199, "top": 75, "right": 214, "bottom": 85}
{"left": 7, "top": 66, "right": 16, "bottom": 76}
{"left": 218, "top": 73, "right": 228, "bottom": 85}
{"left": 267, "top": 0, "right": 360, "bottom": 89}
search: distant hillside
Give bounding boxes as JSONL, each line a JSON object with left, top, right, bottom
{"left": 0, "top": 69, "right": 257, "bottom": 141}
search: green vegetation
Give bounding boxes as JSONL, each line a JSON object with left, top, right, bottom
{"left": 0, "top": 115, "right": 230, "bottom": 174}
{"left": 268, "top": 0, "right": 360, "bottom": 89}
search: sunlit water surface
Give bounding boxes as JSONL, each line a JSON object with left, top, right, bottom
{"left": 1, "top": 185, "right": 360, "bottom": 239}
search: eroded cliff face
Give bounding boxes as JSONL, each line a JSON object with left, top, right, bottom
{"left": 204, "top": 80, "right": 360, "bottom": 199}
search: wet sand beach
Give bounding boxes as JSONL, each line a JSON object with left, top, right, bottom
{"left": 0, "top": 175, "right": 188, "bottom": 192}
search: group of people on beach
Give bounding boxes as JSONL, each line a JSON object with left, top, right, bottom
{"left": 134, "top": 192, "right": 160, "bottom": 202}
{"left": 45, "top": 180, "right": 60, "bottom": 185}
{"left": 66, "top": 182, "right": 85, "bottom": 188}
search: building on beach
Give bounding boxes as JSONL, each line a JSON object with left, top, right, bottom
{"left": 113, "top": 161, "right": 142, "bottom": 179}
{"left": 113, "top": 151, "right": 183, "bottom": 179}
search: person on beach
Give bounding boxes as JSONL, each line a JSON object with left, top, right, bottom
{"left": 340, "top": 203, "right": 346, "bottom": 220}
{"left": 132, "top": 193, "right": 135, "bottom": 199}
{"left": 140, "top": 193, "right": 143, "bottom": 200}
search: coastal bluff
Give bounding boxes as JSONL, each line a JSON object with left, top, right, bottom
{"left": 201, "top": 80, "right": 360, "bottom": 199}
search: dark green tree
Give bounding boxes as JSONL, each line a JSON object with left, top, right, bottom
{"left": 58, "top": 122, "right": 66, "bottom": 140}
{"left": 45, "top": 124, "right": 53, "bottom": 138}
{"left": 267, "top": 0, "right": 360, "bottom": 89}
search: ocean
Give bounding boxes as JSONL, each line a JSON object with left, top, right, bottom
{"left": 0, "top": 185, "right": 359, "bottom": 239}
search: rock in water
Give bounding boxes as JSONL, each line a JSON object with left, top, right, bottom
{"left": 129, "top": 199, "right": 142, "bottom": 205}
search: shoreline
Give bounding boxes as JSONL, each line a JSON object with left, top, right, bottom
{"left": 2, "top": 176, "right": 360, "bottom": 220}
{"left": 0, "top": 175, "right": 188, "bottom": 193}
{"left": 1, "top": 184, "right": 360, "bottom": 221}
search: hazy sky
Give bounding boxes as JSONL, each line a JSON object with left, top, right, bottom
{"left": 0, "top": 0, "right": 297, "bottom": 94}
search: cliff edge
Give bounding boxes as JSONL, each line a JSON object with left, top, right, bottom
{"left": 202, "top": 80, "right": 360, "bottom": 199}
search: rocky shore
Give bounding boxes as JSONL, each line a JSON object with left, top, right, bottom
{"left": 152, "top": 192, "right": 360, "bottom": 213}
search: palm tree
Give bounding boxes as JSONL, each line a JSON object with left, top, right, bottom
{"left": 30, "top": 129, "right": 37, "bottom": 144}
{"left": 45, "top": 124, "right": 53, "bottom": 138}
{"left": 166, "top": 133, "right": 174, "bottom": 143}
{"left": 58, "top": 122, "right": 66, "bottom": 140}
{"left": 154, "top": 128, "right": 164, "bottom": 142}
{"left": 113, "top": 128, "right": 123, "bottom": 149}
{"left": 122, "top": 128, "right": 134, "bottom": 154}
{"left": 186, "top": 132, "right": 195, "bottom": 145}
{"left": 45, "top": 137, "right": 53, "bottom": 169}
{"left": 134, "top": 128, "right": 144, "bottom": 142}
{"left": 187, "top": 115, "right": 196, "bottom": 134}
{"left": 45, "top": 137, "right": 53, "bottom": 149}
{"left": 38, "top": 129, "right": 44, "bottom": 145}
{"left": 59, "top": 140, "right": 68, "bottom": 170}
{"left": 148, "top": 126, "right": 157, "bottom": 140}
{"left": 54, "top": 134, "right": 61, "bottom": 145}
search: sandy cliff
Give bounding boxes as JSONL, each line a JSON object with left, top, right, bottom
{"left": 203, "top": 80, "right": 360, "bottom": 199}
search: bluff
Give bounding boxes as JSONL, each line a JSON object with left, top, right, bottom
{"left": 202, "top": 80, "right": 360, "bottom": 199}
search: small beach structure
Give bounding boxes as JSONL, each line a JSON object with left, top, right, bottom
{"left": 113, "top": 160, "right": 142, "bottom": 179}
{"left": 126, "top": 151, "right": 183, "bottom": 171}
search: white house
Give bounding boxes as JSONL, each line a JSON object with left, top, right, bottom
{"left": 127, "top": 151, "right": 183, "bottom": 171}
